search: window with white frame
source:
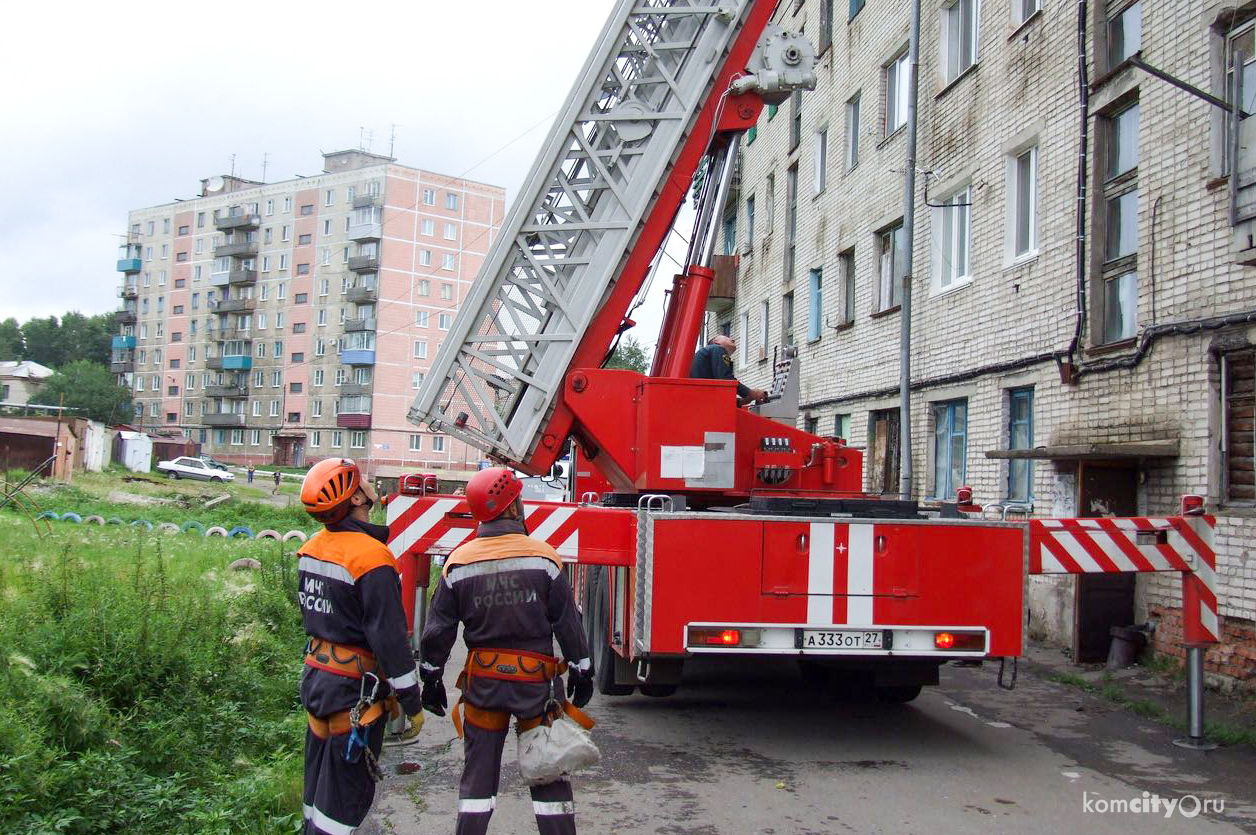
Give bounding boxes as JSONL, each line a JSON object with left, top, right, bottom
{"left": 432, "top": 435, "right": 445, "bottom": 452}
{"left": 738, "top": 310, "right": 750, "bottom": 367}
{"left": 885, "top": 50, "right": 910, "bottom": 135}
{"left": 1007, "top": 145, "right": 1038, "bottom": 260}
{"left": 807, "top": 268, "right": 823, "bottom": 341}
{"left": 332, "top": 430, "right": 343, "bottom": 446}
{"left": 314, "top": 368, "right": 324, "bottom": 386}
{"left": 876, "top": 222, "right": 905, "bottom": 312}
{"left": 420, "top": 250, "right": 432, "bottom": 267}
{"left": 445, "top": 193, "right": 458, "bottom": 210}
{"left": 444, "top": 222, "right": 456, "bottom": 240}
{"left": 845, "top": 93, "right": 861, "bottom": 170}
{"left": 813, "top": 127, "right": 828, "bottom": 194}
{"left": 310, "top": 430, "right": 321, "bottom": 447}
{"left": 412, "top": 371, "right": 425, "bottom": 389}
{"left": 423, "top": 188, "right": 435, "bottom": 205}
{"left": 269, "top": 400, "right": 280, "bottom": 417}
{"left": 250, "top": 429, "right": 262, "bottom": 446}
{"left": 837, "top": 248, "right": 855, "bottom": 325}
{"left": 1013, "top": 0, "right": 1041, "bottom": 27}
{"left": 312, "top": 399, "right": 323, "bottom": 418}
{"left": 350, "top": 431, "right": 366, "bottom": 449}
{"left": 421, "top": 218, "right": 434, "bottom": 236}
{"left": 414, "top": 340, "right": 428, "bottom": 359}
{"left": 440, "top": 283, "right": 453, "bottom": 300}
{"left": 442, "top": 254, "right": 455, "bottom": 270}
{"left": 409, "top": 434, "right": 422, "bottom": 451}
{"left": 438, "top": 313, "right": 452, "bottom": 330}
{"left": 416, "top": 310, "right": 430, "bottom": 327}
{"left": 941, "top": 0, "right": 979, "bottom": 84}
{"left": 931, "top": 186, "right": 971, "bottom": 292}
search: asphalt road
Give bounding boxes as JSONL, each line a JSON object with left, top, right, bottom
{"left": 370, "top": 647, "right": 1256, "bottom": 834}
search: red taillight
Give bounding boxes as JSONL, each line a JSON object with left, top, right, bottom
{"left": 712, "top": 629, "right": 741, "bottom": 646}
{"left": 934, "top": 630, "right": 984, "bottom": 651}
{"left": 935, "top": 632, "right": 955, "bottom": 650}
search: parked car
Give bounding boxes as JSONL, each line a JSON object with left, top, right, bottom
{"left": 198, "top": 455, "right": 230, "bottom": 471}
{"left": 157, "top": 456, "right": 235, "bottom": 482}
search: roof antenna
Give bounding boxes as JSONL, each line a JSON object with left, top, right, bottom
{"left": 261, "top": 152, "right": 269, "bottom": 183}
{"left": 229, "top": 153, "right": 236, "bottom": 177}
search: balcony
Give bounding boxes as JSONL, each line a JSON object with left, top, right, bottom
{"left": 109, "top": 357, "right": 134, "bottom": 374}
{"left": 216, "top": 326, "right": 253, "bottom": 341}
{"left": 111, "top": 335, "right": 136, "bottom": 350}
{"left": 116, "top": 258, "right": 142, "bottom": 273}
{"left": 116, "top": 309, "right": 137, "bottom": 325}
{"left": 214, "top": 213, "right": 260, "bottom": 232}
{"left": 203, "top": 413, "right": 246, "bottom": 427}
{"left": 210, "top": 297, "right": 256, "bottom": 313}
{"left": 345, "top": 285, "right": 378, "bottom": 304}
{"left": 353, "top": 194, "right": 382, "bottom": 209}
{"left": 119, "top": 283, "right": 139, "bottom": 299}
{"left": 348, "top": 221, "right": 382, "bottom": 242}
{"left": 220, "top": 355, "right": 253, "bottom": 371}
{"left": 342, "top": 349, "right": 375, "bottom": 366}
{"left": 205, "top": 384, "right": 248, "bottom": 398}
{"left": 347, "top": 255, "right": 379, "bottom": 273}
{"left": 705, "top": 254, "right": 738, "bottom": 314}
{"left": 336, "top": 413, "right": 372, "bottom": 429}
{"left": 213, "top": 241, "right": 259, "bottom": 258}
{"left": 344, "top": 317, "right": 377, "bottom": 332}
{"left": 210, "top": 269, "right": 258, "bottom": 287}
{"left": 339, "top": 382, "right": 371, "bottom": 396}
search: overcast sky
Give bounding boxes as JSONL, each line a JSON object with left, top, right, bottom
{"left": 0, "top": 0, "right": 681, "bottom": 343}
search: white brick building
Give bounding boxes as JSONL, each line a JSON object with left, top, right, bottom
{"left": 716, "top": 0, "right": 1256, "bottom": 678}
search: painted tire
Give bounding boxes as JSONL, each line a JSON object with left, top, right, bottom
{"left": 130, "top": 520, "right": 154, "bottom": 531}
{"left": 60, "top": 512, "right": 82, "bottom": 524}
{"left": 158, "top": 522, "right": 181, "bottom": 535}
{"left": 105, "top": 517, "right": 124, "bottom": 526}
{"left": 181, "top": 520, "right": 206, "bottom": 535}
{"left": 255, "top": 529, "right": 282, "bottom": 541}
{"left": 282, "top": 530, "right": 309, "bottom": 544}
{"left": 205, "top": 526, "right": 229, "bottom": 537}
{"left": 227, "top": 525, "right": 255, "bottom": 539}
{"left": 83, "top": 515, "right": 105, "bottom": 526}
{"left": 36, "top": 511, "right": 59, "bottom": 520}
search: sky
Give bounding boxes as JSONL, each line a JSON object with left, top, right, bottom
{"left": 0, "top": 0, "right": 683, "bottom": 346}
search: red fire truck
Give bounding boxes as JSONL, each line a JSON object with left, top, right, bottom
{"left": 386, "top": 0, "right": 1219, "bottom": 703}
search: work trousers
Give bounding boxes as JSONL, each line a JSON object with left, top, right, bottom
{"left": 457, "top": 721, "right": 576, "bottom": 835}
{"left": 303, "top": 719, "right": 386, "bottom": 835}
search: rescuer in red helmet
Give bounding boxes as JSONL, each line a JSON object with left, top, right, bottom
{"left": 296, "top": 457, "right": 425, "bottom": 835}
{"left": 420, "top": 466, "right": 594, "bottom": 835}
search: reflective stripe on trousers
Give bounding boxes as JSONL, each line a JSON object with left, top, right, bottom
{"left": 457, "top": 721, "right": 576, "bottom": 835}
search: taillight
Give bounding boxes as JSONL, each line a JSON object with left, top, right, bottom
{"left": 934, "top": 631, "right": 984, "bottom": 651}
{"left": 688, "top": 627, "right": 752, "bottom": 647}
{"left": 934, "top": 632, "right": 955, "bottom": 650}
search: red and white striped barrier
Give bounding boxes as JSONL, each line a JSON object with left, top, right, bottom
{"left": 1029, "top": 515, "right": 1219, "bottom": 645}
{"left": 386, "top": 495, "right": 581, "bottom": 559}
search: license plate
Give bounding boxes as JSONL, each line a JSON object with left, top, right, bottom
{"left": 801, "top": 629, "right": 883, "bottom": 650}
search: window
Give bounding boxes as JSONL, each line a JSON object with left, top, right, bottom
{"left": 272, "top": 369, "right": 282, "bottom": 387}
{"left": 270, "top": 400, "right": 280, "bottom": 417}
{"left": 421, "top": 219, "right": 434, "bottom": 236}
{"left": 1008, "top": 146, "right": 1038, "bottom": 259}
{"left": 318, "top": 309, "right": 328, "bottom": 327}
{"left": 1100, "top": 101, "right": 1139, "bottom": 343}
{"left": 291, "top": 352, "right": 305, "bottom": 363}
{"left": 335, "top": 368, "right": 347, "bottom": 385}
{"left": 1222, "top": 350, "right": 1256, "bottom": 502}
{"left": 745, "top": 195, "right": 756, "bottom": 247}
{"left": 410, "top": 434, "right": 423, "bottom": 451}
{"left": 290, "top": 382, "right": 303, "bottom": 394}
{"left": 324, "top": 219, "right": 332, "bottom": 236}
{"left": 320, "top": 279, "right": 330, "bottom": 297}
{"left": 325, "top": 189, "right": 335, "bottom": 206}
{"left": 273, "top": 341, "right": 283, "bottom": 359}
{"left": 941, "top": 0, "right": 979, "bottom": 84}
{"left": 250, "top": 429, "right": 262, "bottom": 446}
{"left": 723, "top": 213, "right": 737, "bottom": 256}
{"left": 423, "top": 188, "right": 435, "bottom": 205}
{"left": 279, "top": 254, "right": 289, "bottom": 271}
{"left": 813, "top": 127, "right": 828, "bottom": 194}
{"left": 160, "top": 244, "right": 169, "bottom": 260}
{"left": 782, "top": 292, "right": 795, "bottom": 348}
{"left": 739, "top": 310, "right": 750, "bottom": 367}
{"left": 845, "top": 93, "right": 861, "bottom": 170}
{"left": 172, "top": 305, "right": 184, "bottom": 315}
{"left": 295, "top": 292, "right": 309, "bottom": 303}
{"left": 442, "top": 254, "right": 456, "bottom": 270}
{"left": 231, "top": 428, "right": 244, "bottom": 445}
{"left": 1014, "top": 0, "right": 1041, "bottom": 26}
{"left": 885, "top": 50, "right": 910, "bottom": 135}
{"left": 758, "top": 300, "right": 769, "bottom": 360}
{"left": 293, "top": 322, "right": 307, "bottom": 333}
{"left": 932, "top": 186, "right": 971, "bottom": 292}
{"left": 332, "top": 430, "right": 343, "bottom": 447}
{"left": 807, "top": 268, "right": 823, "bottom": 341}
{"left": 440, "top": 283, "right": 453, "bottom": 300}
{"left": 876, "top": 222, "right": 905, "bottom": 312}
{"left": 765, "top": 172, "right": 776, "bottom": 234}
{"left": 176, "top": 252, "right": 188, "bottom": 263}
{"left": 432, "top": 435, "right": 445, "bottom": 452}
{"left": 1007, "top": 388, "right": 1034, "bottom": 502}
{"left": 868, "top": 409, "right": 900, "bottom": 494}
{"left": 445, "top": 193, "right": 458, "bottom": 210}
{"left": 310, "top": 430, "right": 321, "bottom": 448}
{"left": 416, "top": 310, "right": 430, "bottom": 327}
{"left": 931, "top": 399, "right": 967, "bottom": 499}
{"left": 837, "top": 249, "right": 855, "bottom": 325}
{"left": 784, "top": 165, "right": 799, "bottom": 284}
{"left": 266, "top": 200, "right": 274, "bottom": 216}
{"left": 1108, "top": 1, "right": 1141, "bottom": 69}
{"left": 300, "top": 204, "right": 314, "bottom": 216}
{"left": 414, "top": 340, "right": 428, "bottom": 359}
{"left": 834, "top": 413, "right": 851, "bottom": 441}
{"left": 281, "top": 225, "right": 290, "bottom": 242}
{"left": 788, "top": 90, "right": 802, "bottom": 151}
{"left": 350, "top": 431, "right": 366, "bottom": 449}
{"left": 818, "top": 0, "right": 834, "bottom": 54}
{"left": 444, "top": 222, "right": 456, "bottom": 240}
{"left": 418, "top": 279, "right": 430, "bottom": 296}
{"left": 438, "top": 313, "right": 452, "bottom": 330}
{"left": 278, "top": 283, "right": 287, "bottom": 300}
{"left": 849, "top": 0, "right": 864, "bottom": 20}
{"left": 1225, "top": 24, "right": 1256, "bottom": 173}
{"left": 420, "top": 250, "right": 432, "bottom": 267}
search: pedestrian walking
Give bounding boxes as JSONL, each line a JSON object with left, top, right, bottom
{"left": 247, "top": 464, "right": 255, "bottom": 484}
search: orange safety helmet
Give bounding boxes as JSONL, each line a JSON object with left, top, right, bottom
{"left": 465, "top": 466, "right": 523, "bottom": 522}
{"left": 301, "top": 457, "right": 363, "bottom": 524}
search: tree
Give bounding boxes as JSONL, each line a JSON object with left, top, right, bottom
{"left": 61, "top": 312, "right": 114, "bottom": 367}
{"left": 0, "top": 318, "right": 22, "bottom": 359}
{"left": 21, "top": 316, "right": 64, "bottom": 368}
{"left": 605, "top": 334, "right": 650, "bottom": 372}
{"left": 35, "top": 361, "right": 133, "bottom": 424}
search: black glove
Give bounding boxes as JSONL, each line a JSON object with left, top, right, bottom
{"left": 421, "top": 676, "right": 447, "bottom": 717}
{"left": 566, "top": 670, "right": 594, "bottom": 708}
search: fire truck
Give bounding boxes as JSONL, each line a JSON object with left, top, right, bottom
{"left": 386, "top": 0, "right": 1219, "bottom": 703}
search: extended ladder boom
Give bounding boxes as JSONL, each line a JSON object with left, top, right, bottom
{"left": 410, "top": 0, "right": 810, "bottom": 472}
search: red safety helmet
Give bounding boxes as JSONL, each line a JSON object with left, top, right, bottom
{"left": 301, "top": 457, "right": 362, "bottom": 524}
{"left": 465, "top": 466, "right": 523, "bottom": 522}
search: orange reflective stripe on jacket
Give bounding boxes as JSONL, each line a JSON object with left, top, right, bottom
{"left": 299, "top": 530, "right": 398, "bottom": 582}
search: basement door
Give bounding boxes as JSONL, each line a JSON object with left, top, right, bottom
{"left": 1072, "top": 463, "right": 1138, "bottom": 663}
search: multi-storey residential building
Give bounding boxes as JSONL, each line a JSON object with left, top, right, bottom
{"left": 113, "top": 150, "right": 505, "bottom": 478}
{"left": 716, "top": 0, "right": 1256, "bottom": 678}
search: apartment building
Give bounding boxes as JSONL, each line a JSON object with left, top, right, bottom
{"left": 113, "top": 150, "right": 505, "bottom": 477}
{"left": 716, "top": 0, "right": 1256, "bottom": 678}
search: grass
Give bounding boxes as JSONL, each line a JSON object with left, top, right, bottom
{"left": 0, "top": 514, "right": 307, "bottom": 835}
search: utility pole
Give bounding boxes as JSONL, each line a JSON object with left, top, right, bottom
{"left": 898, "top": 0, "right": 922, "bottom": 500}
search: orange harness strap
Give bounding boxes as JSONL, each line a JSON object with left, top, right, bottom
{"left": 516, "top": 701, "right": 596, "bottom": 734}
{"left": 307, "top": 695, "right": 399, "bottom": 740}
{"left": 449, "top": 649, "right": 593, "bottom": 738}
{"left": 304, "top": 639, "right": 377, "bottom": 679}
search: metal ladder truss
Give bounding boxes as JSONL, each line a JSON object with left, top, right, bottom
{"left": 409, "top": 0, "right": 756, "bottom": 462}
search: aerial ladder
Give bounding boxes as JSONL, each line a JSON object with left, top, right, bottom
{"left": 390, "top": 0, "right": 1221, "bottom": 713}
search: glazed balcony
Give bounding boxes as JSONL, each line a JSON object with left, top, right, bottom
{"left": 214, "top": 213, "right": 260, "bottom": 232}
{"left": 338, "top": 382, "right": 371, "bottom": 396}
{"left": 116, "top": 257, "right": 142, "bottom": 273}
{"left": 210, "top": 268, "right": 258, "bottom": 287}
{"left": 344, "top": 317, "right": 377, "bottom": 333}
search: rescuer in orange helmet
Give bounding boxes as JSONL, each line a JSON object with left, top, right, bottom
{"left": 420, "top": 466, "right": 594, "bottom": 835}
{"left": 296, "top": 457, "right": 425, "bottom": 835}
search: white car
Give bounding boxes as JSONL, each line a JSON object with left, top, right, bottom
{"left": 156, "top": 456, "right": 236, "bottom": 482}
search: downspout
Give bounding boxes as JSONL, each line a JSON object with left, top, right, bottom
{"left": 1061, "top": 0, "right": 1090, "bottom": 384}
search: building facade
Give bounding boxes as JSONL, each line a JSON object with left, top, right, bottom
{"left": 0, "top": 360, "right": 54, "bottom": 406}
{"left": 114, "top": 150, "right": 505, "bottom": 477}
{"left": 717, "top": 0, "right": 1256, "bottom": 681}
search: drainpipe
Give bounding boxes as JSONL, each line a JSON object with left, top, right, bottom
{"left": 898, "top": 0, "right": 922, "bottom": 499}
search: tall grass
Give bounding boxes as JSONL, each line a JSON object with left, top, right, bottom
{"left": 0, "top": 518, "right": 307, "bottom": 835}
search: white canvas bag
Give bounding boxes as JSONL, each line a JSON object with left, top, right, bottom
{"left": 516, "top": 699, "right": 600, "bottom": 785}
